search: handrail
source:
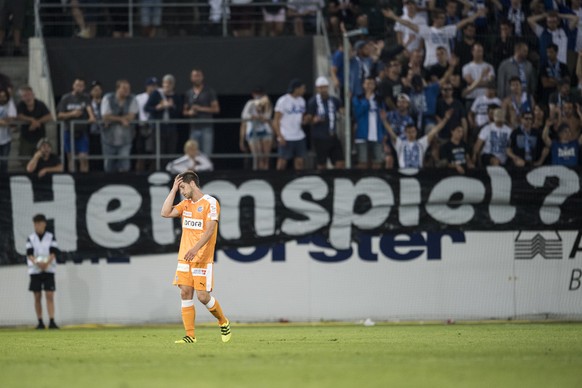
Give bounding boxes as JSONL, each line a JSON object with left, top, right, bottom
{"left": 35, "top": 2, "right": 326, "bottom": 38}
{"left": 0, "top": 117, "right": 281, "bottom": 171}
{"left": 33, "top": 1, "right": 52, "bottom": 83}
{"left": 67, "top": 117, "right": 266, "bottom": 172}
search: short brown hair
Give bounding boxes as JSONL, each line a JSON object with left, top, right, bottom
{"left": 33, "top": 214, "right": 47, "bottom": 223}
{"left": 179, "top": 171, "right": 200, "bottom": 188}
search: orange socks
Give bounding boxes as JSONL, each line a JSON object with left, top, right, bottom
{"left": 181, "top": 299, "right": 196, "bottom": 338}
{"left": 206, "top": 297, "right": 227, "bottom": 325}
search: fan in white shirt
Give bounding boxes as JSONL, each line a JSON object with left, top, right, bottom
{"left": 272, "top": 79, "right": 309, "bottom": 170}
{"left": 469, "top": 83, "right": 502, "bottom": 129}
{"left": 166, "top": 139, "right": 213, "bottom": 173}
{"left": 394, "top": 1, "right": 427, "bottom": 54}
{"left": 383, "top": 7, "right": 486, "bottom": 68}
{"left": 528, "top": 11, "right": 579, "bottom": 64}
{"left": 473, "top": 108, "right": 513, "bottom": 166}
{"left": 462, "top": 43, "right": 496, "bottom": 100}
{"left": 383, "top": 108, "right": 453, "bottom": 169}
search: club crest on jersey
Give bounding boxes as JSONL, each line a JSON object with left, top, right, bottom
{"left": 183, "top": 217, "right": 203, "bottom": 230}
{"left": 197, "top": 206, "right": 203, "bottom": 212}
{"left": 183, "top": 211, "right": 192, "bottom": 217}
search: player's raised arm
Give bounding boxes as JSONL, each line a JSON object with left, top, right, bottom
{"left": 161, "top": 175, "right": 183, "bottom": 218}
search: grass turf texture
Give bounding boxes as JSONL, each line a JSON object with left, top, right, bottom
{"left": 1, "top": 323, "right": 581, "bottom": 388}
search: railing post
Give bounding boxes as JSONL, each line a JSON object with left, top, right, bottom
{"left": 343, "top": 35, "right": 351, "bottom": 169}
{"left": 155, "top": 121, "right": 161, "bottom": 171}
{"left": 34, "top": 0, "right": 41, "bottom": 37}
{"left": 128, "top": 0, "right": 134, "bottom": 37}
{"left": 342, "top": 28, "right": 368, "bottom": 169}
{"left": 70, "top": 121, "right": 76, "bottom": 172}
{"left": 222, "top": 0, "right": 228, "bottom": 37}
{"left": 59, "top": 121, "right": 66, "bottom": 169}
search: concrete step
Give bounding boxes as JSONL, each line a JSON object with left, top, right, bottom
{"left": 0, "top": 57, "right": 29, "bottom": 89}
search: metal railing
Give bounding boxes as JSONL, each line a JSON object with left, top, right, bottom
{"left": 35, "top": 1, "right": 325, "bottom": 38}
{"left": 68, "top": 117, "right": 245, "bottom": 172}
{"left": 0, "top": 117, "right": 284, "bottom": 172}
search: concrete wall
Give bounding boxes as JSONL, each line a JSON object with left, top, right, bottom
{"left": 1, "top": 232, "right": 581, "bottom": 326}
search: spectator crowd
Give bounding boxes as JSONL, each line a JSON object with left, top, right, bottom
{"left": 1, "top": 0, "right": 582, "bottom": 175}
{"left": 328, "top": 0, "right": 582, "bottom": 171}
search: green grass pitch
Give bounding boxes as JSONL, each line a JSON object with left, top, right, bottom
{"left": 1, "top": 322, "right": 581, "bottom": 388}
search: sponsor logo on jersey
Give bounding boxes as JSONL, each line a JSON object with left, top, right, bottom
{"left": 176, "top": 262, "right": 190, "bottom": 272}
{"left": 192, "top": 268, "right": 207, "bottom": 276}
{"left": 183, "top": 217, "right": 203, "bottom": 230}
{"left": 183, "top": 211, "right": 192, "bottom": 217}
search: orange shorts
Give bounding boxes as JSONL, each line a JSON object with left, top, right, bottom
{"left": 173, "top": 261, "right": 214, "bottom": 292}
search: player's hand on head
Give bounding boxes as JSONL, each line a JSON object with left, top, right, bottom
{"left": 173, "top": 175, "right": 183, "bottom": 191}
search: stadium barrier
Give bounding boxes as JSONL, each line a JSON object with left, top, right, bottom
{"left": 35, "top": 1, "right": 326, "bottom": 38}
{"left": 1, "top": 168, "right": 581, "bottom": 324}
{"left": 0, "top": 117, "right": 298, "bottom": 172}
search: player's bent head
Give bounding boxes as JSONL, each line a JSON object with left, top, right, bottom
{"left": 178, "top": 171, "right": 200, "bottom": 188}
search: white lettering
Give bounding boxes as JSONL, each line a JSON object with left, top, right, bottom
{"left": 526, "top": 166, "right": 580, "bottom": 224}
{"left": 330, "top": 178, "right": 394, "bottom": 250}
{"left": 426, "top": 176, "right": 485, "bottom": 224}
{"left": 86, "top": 185, "right": 141, "bottom": 248}
{"left": 149, "top": 173, "right": 175, "bottom": 245}
{"left": 487, "top": 166, "right": 516, "bottom": 223}
{"left": 10, "top": 175, "right": 77, "bottom": 255}
{"left": 281, "top": 176, "right": 329, "bottom": 236}
{"left": 203, "top": 179, "right": 275, "bottom": 239}
{"left": 183, "top": 218, "right": 203, "bottom": 230}
{"left": 558, "top": 148, "right": 575, "bottom": 158}
{"left": 399, "top": 177, "right": 421, "bottom": 226}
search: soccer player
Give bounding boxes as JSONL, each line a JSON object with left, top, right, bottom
{"left": 161, "top": 171, "right": 231, "bottom": 344}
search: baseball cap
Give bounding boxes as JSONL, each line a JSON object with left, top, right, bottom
{"left": 315, "top": 76, "right": 329, "bottom": 87}
{"left": 36, "top": 137, "right": 51, "bottom": 149}
{"left": 145, "top": 77, "right": 159, "bottom": 86}
{"left": 397, "top": 93, "right": 410, "bottom": 102}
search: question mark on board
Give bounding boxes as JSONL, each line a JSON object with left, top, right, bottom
{"left": 526, "top": 166, "right": 580, "bottom": 224}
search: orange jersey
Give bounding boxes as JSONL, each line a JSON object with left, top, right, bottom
{"left": 174, "top": 194, "right": 220, "bottom": 263}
